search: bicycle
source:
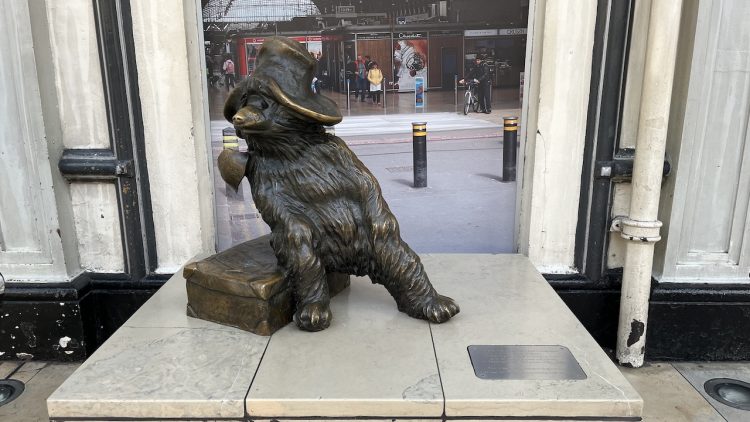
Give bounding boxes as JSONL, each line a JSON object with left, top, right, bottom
{"left": 462, "top": 80, "right": 481, "bottom": 115}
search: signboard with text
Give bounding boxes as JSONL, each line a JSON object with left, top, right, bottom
{"left": 498, "top": 28, "right": 528, "bottom": 36}
{"left": 464, "top": 29, "right": 498, "bottom": 37}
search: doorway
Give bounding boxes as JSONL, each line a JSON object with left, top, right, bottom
{"left": 441, "top": 47, "right": 458, "bottom": 89}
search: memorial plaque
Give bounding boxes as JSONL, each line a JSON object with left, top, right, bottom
{"left": 467, "top": 345, "right": 587, "bottom": 380}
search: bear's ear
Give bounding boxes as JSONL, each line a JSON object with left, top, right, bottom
{"left": 223, "top": 87, "right": 245, "bottom": 122}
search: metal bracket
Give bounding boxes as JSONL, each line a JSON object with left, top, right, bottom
{"left": 59, "top": 149, "right": 133, "bottom": 180}
{"left": 596, "top": 153, "right": 671, "bottom": 182}
{"left": 115, "top": 160, "right": 133, "bottom": 177}
{"left": 611, "top": 215, "right": 662, "bottom": 243}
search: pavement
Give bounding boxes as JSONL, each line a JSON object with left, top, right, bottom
{"left": 211, "top": 121, "right": 516, "bottom": 253}
{"left": 210, "top": 84, "right": 521, "bottom": 253}
{"left": 350, "top": 137, "right": 515, "bottom": 254}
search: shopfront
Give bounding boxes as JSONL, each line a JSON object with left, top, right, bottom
{"left": 322, "top": 25, "right": 526, "bottom": 93}
{"left": 463, "top": 28, "right": 527, "bottom": 87}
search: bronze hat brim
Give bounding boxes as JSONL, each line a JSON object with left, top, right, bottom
{"left": 264, "top": 79, "right": 342, "bottom": 125}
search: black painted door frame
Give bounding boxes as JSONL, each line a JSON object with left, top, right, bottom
{"left": 56, "top": 0, "right": 167, "bottom": 355}
{"left": 574, "top": 0, "right": 634, "bottom": 285}
{"left": 59, "top": 0, "right": 158, "bottom": 286}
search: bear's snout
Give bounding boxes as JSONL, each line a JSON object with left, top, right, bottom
{"left": 232, "top": 106, "right": 269, "bottom": 132}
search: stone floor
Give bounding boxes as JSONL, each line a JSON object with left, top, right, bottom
{"left": 2, "top": 359, "right": 748, "bottom": 420}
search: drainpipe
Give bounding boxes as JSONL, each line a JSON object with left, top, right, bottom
{"left": 615, "top": 0, "right": 683, "bottom": 368}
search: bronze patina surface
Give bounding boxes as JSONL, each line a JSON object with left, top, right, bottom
{"left": 188, "top": 36, "right": 459, "bottom": 333}
{"left": 185, "top": 234, "right": 349, "bottom": 335}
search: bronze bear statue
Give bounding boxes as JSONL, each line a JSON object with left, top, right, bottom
{"left": 220, "top": 36, "right": 459, "bottom": 331}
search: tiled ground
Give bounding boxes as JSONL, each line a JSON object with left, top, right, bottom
{"left": 2, "top": 360, "right": 748, "bottom": 421}
{"left": 0, "top": 361, "right": 78, "bottom": 422}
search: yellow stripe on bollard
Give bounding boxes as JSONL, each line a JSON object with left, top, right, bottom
{"left": 223, "top": 133, "right": 239, "bottom": 149}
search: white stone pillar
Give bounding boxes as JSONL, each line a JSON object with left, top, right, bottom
{"left": 518, "top": 0, "right": 598, "bottom": 273}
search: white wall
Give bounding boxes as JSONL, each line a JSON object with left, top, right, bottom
{"left": 518, "top": 0, "right": 598, "bottom": 273}
{"left": 656, "top": 0, "right": 750, "bottom": 283}
{"left": 70, "top": 183, "right": 124, "bottom": 272}
{"left": 0, "top": 0, "right": 67, "bottom": 281}
{"left": 45, "top": 0, "right": 110, "bottom": 149}
{"left": 130, "top": 0, "right": 215, "bottom": 273}
{"left": 41, "top": 0, "right": 124, "bottom": 273}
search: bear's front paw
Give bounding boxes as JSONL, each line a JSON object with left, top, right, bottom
{"left": 422, "top": 294, "right": 460, "bottom": 323}
{"left": 294, "top": 301, "right": 332, "bottom": 332}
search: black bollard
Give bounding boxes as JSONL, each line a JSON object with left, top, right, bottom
{"left": 502, "top": 116, "right": 518, "bottom": 182}
{"left": 412, "top": 122, "right": 427, "bottom": 188}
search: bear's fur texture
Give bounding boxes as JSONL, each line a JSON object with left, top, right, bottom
{"left": 223, "top": 77, "right": 459, "bottom": 332}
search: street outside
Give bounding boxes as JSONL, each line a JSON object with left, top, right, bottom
{"left": 210, "top": 86, "right": 520, "bottom": 254}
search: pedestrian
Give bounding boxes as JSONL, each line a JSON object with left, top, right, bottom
{"left": 223, "top": 55, "right": 236, "bottom": 91}
{"left": 367, "top": 62, "right": 383, "bottom": 105}
{"left": 355, "top": 54, "right": 367, "bottom": 101}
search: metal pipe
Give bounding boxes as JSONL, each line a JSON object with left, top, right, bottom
{"left": 383, "top": 77, "right": 387, "bottom": 111}
{"left": 346, "top": 79, "right": 351, "bottom": 110}
{"left": 616, "top": 0, "right": 683, "bottom": 368}
{"left": 454, "top": 74, "right": 458, "bottom": 110}
{"left": 502, "top": 116, "right": 518, "bottom": 182}
{"left": 412, "top": 122, "right": 427, "bottom": 187}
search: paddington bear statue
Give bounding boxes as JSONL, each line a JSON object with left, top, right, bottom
{"left": 219, "top": 36, "right": 459, "bottom": 332}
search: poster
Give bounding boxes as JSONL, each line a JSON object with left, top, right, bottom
{"left": 393, "top": 36, "right": 428, "bottom": 92}
{"left": 415, "top": 77, "right": 425, "bottom": 107}
{"left": 306, "top": 36, "right": 322, "bottom": 61}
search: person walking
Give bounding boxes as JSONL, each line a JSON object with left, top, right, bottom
{"left": 460, "top": 56, "right": 491, "bottom": 113}
{"left": 367, "top": 62, "right": 383, "bottom": 105}
{"left": 223, "top": 55, "right": 236, "bottom": 91}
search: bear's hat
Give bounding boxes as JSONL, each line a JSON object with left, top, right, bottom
{"left": 251, "top": 36, "right": 342, "bottom": 125}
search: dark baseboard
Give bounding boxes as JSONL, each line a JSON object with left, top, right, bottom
{"left": 552, "top": 278, "right": 750, "bottom": 361}
{"left": 3, "top": 271, "right": 750, "bottom": 361}
{"left": 1, "top": 273, "right": 167, "bottom": 361}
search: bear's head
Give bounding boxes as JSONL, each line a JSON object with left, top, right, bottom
{"left": 223, "top": 36, "right": 341, "bottom": 140}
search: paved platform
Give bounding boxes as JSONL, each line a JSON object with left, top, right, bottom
{"left": 48, "top": 254, "right": 642, "bottom": 421}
